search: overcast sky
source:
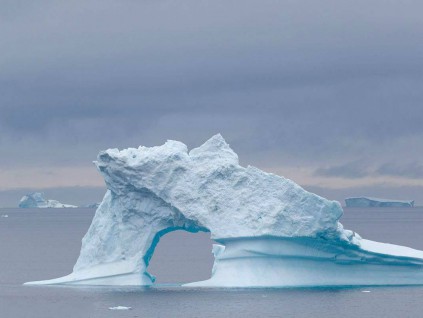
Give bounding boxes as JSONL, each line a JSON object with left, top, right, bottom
{"left": 1, "top": 0, "right": 423, "bottom": 206}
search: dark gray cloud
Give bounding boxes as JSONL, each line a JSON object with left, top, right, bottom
{"left": 314, "top": 161, "right": 369, "bottom": 179}
{"left": 314, "top": 161, "right": 423, "bottom": 180}
{"left": 376, "top": 162, "right": 423, "bottom": 179}
{"left": 1, "top": 0, "right": 423, "bottom": 203}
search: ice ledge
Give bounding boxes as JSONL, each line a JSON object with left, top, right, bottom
{"left": 186, "top": 236, "right": 423, "bottom": 288}
{"left": 24, "top": 259, "right": 153, "bottom": 286}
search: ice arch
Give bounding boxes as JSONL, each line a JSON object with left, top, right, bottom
{"left": 43, "top": 189, "right": 210, "bottom": 286}
{"left": 26, "top": 135, "right": 423, "bottom": 287}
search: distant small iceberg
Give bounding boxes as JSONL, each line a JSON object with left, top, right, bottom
{"left": 19, "top": 192, "right": 77, "bottom": 208}
{"left": 80, "top": 203, "right": 101, "bottom": 209}
{"left": 345, "top": 197, "right": 414, "bottom": 208}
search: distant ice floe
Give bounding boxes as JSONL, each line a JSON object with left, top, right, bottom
{"left": 18, "top": 192, "right": 77, "bottom": 208}
{"left": 18, "top": 193, "right": 100, "bottom": 209}
{"left": 1, "top": 215, "right": 8, "bottom": 218}
{"left": 25, "top": 135, "right": 423, "bottom": 288}
{"left": 345, "top": 197, "right": 414, "bottom": 208}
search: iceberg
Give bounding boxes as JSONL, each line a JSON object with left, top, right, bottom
{"left": 19, "top": 192, "right": 77, "bottom": 208}
{"left": 80, "top": 203, "right": 101, "bottom": 209}
{"left": 25, "top": 135, "right": 423, "bottom": 287}
{"left": 345, "top": 197, "right": 414, "bottom": 208}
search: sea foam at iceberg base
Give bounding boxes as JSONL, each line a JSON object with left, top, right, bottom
{"left": 25, "top": 135, "right": 423, "bottom": 287}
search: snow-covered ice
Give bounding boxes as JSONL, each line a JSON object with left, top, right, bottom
{"left": 19, "top": 192, "right": 77, "bottom": 208}
{"left": 25, "top": 135, "right": 423, "bottom": 287}
{"left": 1, "top": 215, "right": 8, "bottom": 218}
{"left": 345, "top": 197, "right": 414, "bottom": 208}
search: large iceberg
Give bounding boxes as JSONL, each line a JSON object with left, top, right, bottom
{"left": 19, "top": 192, "right": 77, "bottom": 208}
{"left": 26, "top": 135, "right": 423, "bottom": 287}
{"left": 345, "top": 197, "right": 414, "bottom": 208}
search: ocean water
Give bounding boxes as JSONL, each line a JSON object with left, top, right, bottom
{"left": 1, "top": 207, "right": 423, "bottom": 317}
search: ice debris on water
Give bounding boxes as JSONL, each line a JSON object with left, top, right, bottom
{"left": 108, "top": 306, "right": 132, "bottom": 310}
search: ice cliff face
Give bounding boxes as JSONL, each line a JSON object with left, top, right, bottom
{"left": 19, "top": 193, "right": 77, "bottom": 208}
{"left": 26, "top": 135, "right": 423, "bottom": 287}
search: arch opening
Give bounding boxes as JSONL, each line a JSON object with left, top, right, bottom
{"left": 146, "top": 229, "right": 214, "bottom": 284}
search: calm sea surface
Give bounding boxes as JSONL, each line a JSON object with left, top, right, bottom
{"left": 1, "top": 207, "right": 423, "bottom": 317}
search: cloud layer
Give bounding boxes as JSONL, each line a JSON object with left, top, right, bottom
{"left": 1, "top": 1, "right": 423, "bottom": 204}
